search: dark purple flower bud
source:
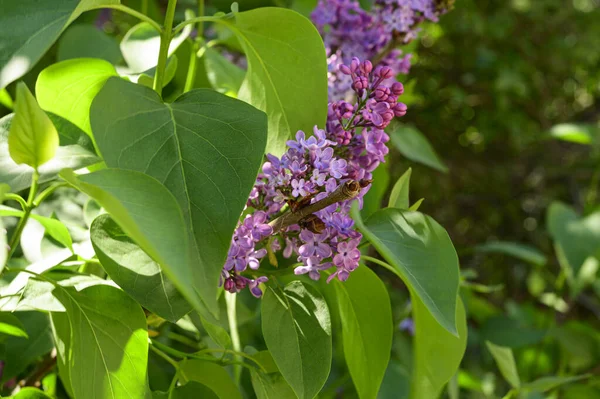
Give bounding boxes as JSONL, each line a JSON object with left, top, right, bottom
{"left": 374, "top": 66, "right": 393, "bottom": 79}
{"left": 393, "top": 102, "right": 408, "bottom": 117}
{"left": 339, "top": 64, "right": 352, "bottom": 75}
{"left": 224, "top": 278, "right": 235, "bottom": 292}
{"left": 361, "top": 60, "right": 373, "bottom": 74}
{"left": 350, "top": 57, "right": 360, "bottom": 72}
{"left": 391, "top": 82, "right": 404, "bottom": 95}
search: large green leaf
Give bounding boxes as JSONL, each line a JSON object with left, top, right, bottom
{"left": 8, "top": 82, "right": 58, "bottom": 169}
{"left": 361, "top": 161, "right": 390, "bottom": 220}
{"left": 250, "top": 351, "right": 296, "bottom": 399}
{"left": 59, "top": 168, "right": 205, "bottom": 313}
{"left": 204, "top": 47, "right": 245, "bottom": 97}
{"left": 91, "top": 214, "right": 192, "bottom": 322}
{"left": 0, "top": 113, "right": 99, "bottom": 192}
{"left": 353, "top": 205, "right": 460, "bottom": 335}
{"left": 50, "top": 311, "right": 74, "bottom": 396}
{"left": 410, "top": 296, "right": 467, "bottom": 399}
{"left": 0, "top": 0, "right": 120, "bottom": 89}
{"left": 330, "top": 266, "right": 393, "bottom": 399}
{"left": 36, "top": 58, "right": 118, "bottom": 137}
{"left": 547, "top": 202, "right": 600, "bottom": 276}
{"left": 262, "top": 281, "right": 332, "bottom": 399}
{"left": 179, "top": 359, "right": 242, "bottom": 399}
{"left": 51, "top": 284, "right": 149, "bottom": 399}
{"left": 0, "top": 206, "right": 73, "bottom": 251}
{"left": 0, "top": 312, "right": 54, "bottom": 383}
{"left": 221, "top": 7, "right": 328, "bottom": 155}
{"left": 57, "top": 24, "right": 122, "bottom": 64}
{"left": 485, "top": 341, "right": 521, "bottom": 389}
{"left": 90, "top": 77, "right": 267, "bottom": 314}
{"left": 388, "top": 121, "right": 448, "bottom": 173}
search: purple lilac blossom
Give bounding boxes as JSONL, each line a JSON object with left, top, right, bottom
{"left": 221, "top": 57, "right": 407, "bottom": 297}
{"left": 312, "top": 0, "right": 449, "bottom": 101}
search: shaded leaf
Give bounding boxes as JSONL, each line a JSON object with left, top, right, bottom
{"left": 0, "top": 0, "right": 120, "bottom": 88}
{"left": 179, "top": 359, "right": 242, "bottom": 399}
{"left": 485, "top": 341, "right": 520, "bottom": 388}
{"left": 91, "top": 214, "right": 191, "bottom": 322}
{"left": 251, "top": 351, "right": 296, "bottom": 399}
{"left": 388, "top": 121, "right": 448, "bottom": 173}
{"left": 204, "top": 47, "right": 245, "bottom": 96}
{"left": 57, "top": 24, "right": 122, "bottom": 64}
{"left": 522, "top": 375, "right": 589, "bottom": 394}
{"left": 262, "top": 281, "right": 332, "bottom": 399}
{"left": 0, "top": 312, "right": 28, "bottom": 338}
{"left": 0, "top": 206, "right": 73, "bottom": 251}
{"left": 476, "top": 241, "right": 546, "bottom": 267}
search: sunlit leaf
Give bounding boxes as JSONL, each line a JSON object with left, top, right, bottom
{"left": 485, "top": 341, "right": 520, "bottom": 389}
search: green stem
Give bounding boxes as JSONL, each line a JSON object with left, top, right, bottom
{"left": 34, "top": 182, "right": 68, "bottom": 207}
{"left": 153, "top": 0, "right": 178, "bottom": 95}
{"left": 362, "top": 255, "right": 401, "bottom": 278}
{"left": 150, "top": 343, "right": 180, "bottom": 370}
{"left": 3, "top": 193, "right": 27, "bottom": 210}
{"left": 197, "top": 348, "right": 266, "bottom": 372}
{"left": 183, "top": 40, "right": 199, "bottom": 93}
{"left": 6, "top": 171, "right": 39, "bottom": 265}
{"left": 103, "top": 4, "right": 162, "bottom": 32}
{"left": 172, "top": 16, "right": 225, "bottom": 37}
{"left": 225, "top": 292, "right": 242, "bottom": 384}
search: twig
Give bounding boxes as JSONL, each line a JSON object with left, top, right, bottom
{"left": 268, "top": 180, "right": 363, "bottom": 234}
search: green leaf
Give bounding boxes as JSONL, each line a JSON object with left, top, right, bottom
{"left": 12, "top": 387, "right": 53, "bottom": 398}
{"left": 50, "top": 284, "right": 149, "bottom": 399}
{"left": 522, "top": 375, "right": 589, "bottom": 394}
{"left": 221, "top": 7, "right": 328, "bottom": 155}
{"left": 0, "top": 0, "right": 120, "bottom": 89}
{"left": 90, "top": 214, "right": 191, "bottom": 322}
{"left": 0, "top": 88, "right": 13, "bottom": 109}
{"left": 388, "top": 168, "right": 412, "bottom": 209}
{"left": 171, "top": 382, "right": 220, "bottom": 399}
{"left": 204, "top": 47, "right": 245, "bottom": 97}
{"left": 388, "top": 121, "right": 448, "bottom": 173}
{"left": 50, "top": 311, "right": 74, "bottom": 397}
{"left": 262, "top": 281, "right": 332, "bottom": 399}
{"left": 410, "top": 296, "right": 467, "bottom": 399}
{"left": 0, "top": 312, "right": 28, "bottom": 338}
{"left": 36, "top": 58, "right": 118, "bottom": 137}
{"left": 0, "top": 113, "right": 100, "bottom": 192}
{"left": 549, "top": 123, "right": 594, "bottom": 145}
{"left": 250, "top": 351, "right": 296, "bottom": 399}
{"left": 547, "top": 202, "right": 600, "bottom": 276}
{"left": 353, "top": 205, "right": 460, "bottom": 335}
{"left": 59, "top": 168, "right": 205, "bottom": 313}
{"left": 179, "top": 359, "right": 242, "bottom": 399}
{"left": 8, "top": 82, "right": 59, "bottom": 169}
{"left": 476, "top": 241, "right": 546, "bottom": 266}
{"left": 0, "top": 184, "right": 8, "bottom": 271}
{"left": 199, "top": 315, "right": 232, "bottom": 349}
{"left": 0, "top": 206, "right": 73, "bottom": 251}
{"left": 91, "top": 77, "right": 267, "bottom": 315}
{"left": 57, "top": 24, "right": 122, "bottom": 64}
{"left": 480, "top": 316, "right": 545, "bottom": 348}
{"left": 330, "top": 266, "right": 392, "bottom": 399}
{"left": 378, "top": 361, "right": 410, "bottom": 399}
{"left": 361, "top": 161, "right": 390, "bottom": 219}
{"left": 0, "top": 312, "right": 54, "bottom": 383}
{"left": 485, "top": 341, "right": 521, "bottom": 389}
{"left": 120, "top": 21, "right": 190, "bottom": 73}
{"left": 409, "top": 198, "right": 424, "bottom": 211}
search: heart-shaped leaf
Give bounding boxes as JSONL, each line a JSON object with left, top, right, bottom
{"left": 91, "top": 77, "right": 267, "bottom": 314}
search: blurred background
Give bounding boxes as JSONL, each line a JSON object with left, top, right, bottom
{"left": 1, "top": 0, "right": 599, "bottom": 397}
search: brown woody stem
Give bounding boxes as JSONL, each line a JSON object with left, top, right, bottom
{"left": 268, "top": 181, "right": 362, "bottom": 234}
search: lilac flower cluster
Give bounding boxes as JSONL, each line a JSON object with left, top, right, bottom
{"left": 221, "top": 57, "right": 407, "bottom": 297}
{"left": 312, "top": 0, "right": 450, "bottom": 100}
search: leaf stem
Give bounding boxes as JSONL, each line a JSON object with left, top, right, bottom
{"left": 3, "top": 193, "right": 27, "bottom": 210}
{"left": 362, "top": 255, "right": 401, "bottom": 278}
{"left": 34, "top": 182, "right": 68, "bottom": 206}
{"left": 150, "top": 342, "right": 180, "bottom": 370}
{"left": 103, "top": 4, "right": 162, "bottom": 32}
{"left": 197, "top": 348, "right": 266, "bottom": 373}
{"left": 183, "top": 40, "right": 199, "bottom": 93}
{"left": 225, "top": 291, "right": 242, "bottom": 384}
{"left": 5, "top": 171, "right": 39, "bottom": 266}
{"left": 153, "top": 0, "right": 178, "bottom": 95}
{"left": 172, "top": 16, "right": 226, "bottom": 37}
